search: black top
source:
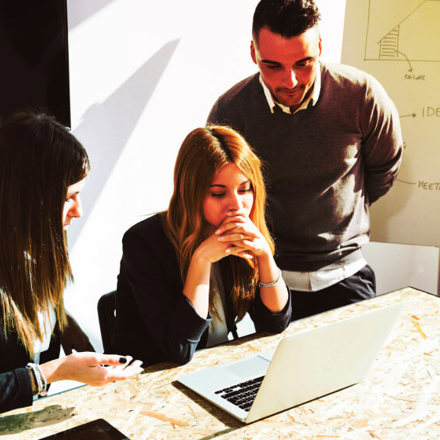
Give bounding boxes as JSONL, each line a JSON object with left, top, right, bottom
{"left": 0, "top": 312, "right": 60, "bottom": 413}
{"left": 113, "top": 213, "right": 291, "bottom": 366}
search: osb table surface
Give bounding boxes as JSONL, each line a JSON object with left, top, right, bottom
{"left": 1, "top": 287, "right": 440, "bottom": 440}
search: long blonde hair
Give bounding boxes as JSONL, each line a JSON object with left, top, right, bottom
{"left": 0, "top": 113, "right": 90, "bottom": 354}
{"left": 165, "top": 125, "right": 273, "bottom": 320}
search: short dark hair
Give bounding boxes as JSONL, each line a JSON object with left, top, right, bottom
{"left": 252, "top": 0, "right": 321, "bottom": 41}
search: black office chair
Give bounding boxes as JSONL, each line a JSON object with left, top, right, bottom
{"left": 97, "top": 290, "right": 116, "bottom": 353}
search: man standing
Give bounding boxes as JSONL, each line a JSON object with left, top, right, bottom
{"left": 208, "top": 0, "right": 402, "bottom": 320}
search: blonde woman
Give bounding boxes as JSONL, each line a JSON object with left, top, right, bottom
{"left": 114, "top": 125, "right": 291, "bottom": 365}
{"left": 0, "top": 113, "right": 143, "bottom": 414}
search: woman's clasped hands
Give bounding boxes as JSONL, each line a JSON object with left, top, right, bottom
{"left": 197, "top": 209, "right": 271, "bottom": 264}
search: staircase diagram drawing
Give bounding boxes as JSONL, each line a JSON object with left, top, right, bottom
{"left": 342, "top": 0, "right": 440, "bottom": 247}
{"left": 365, "top": 0, "right": 440, "bottom": 63}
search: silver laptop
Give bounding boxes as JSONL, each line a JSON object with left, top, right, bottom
{"left": 178, "top": 302, "right": 403, "bottom": 423}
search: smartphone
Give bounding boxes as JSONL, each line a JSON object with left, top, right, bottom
{"left": 39, "top": 419, "right": 130, "bottom": 440}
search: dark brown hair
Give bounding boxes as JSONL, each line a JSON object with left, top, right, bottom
{"left": 0, "top": 112, "right": 90, "bottom": 354}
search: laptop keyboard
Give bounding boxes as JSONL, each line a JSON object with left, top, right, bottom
{"left": 214, "top": 376, "right": 264, "bottom": 412}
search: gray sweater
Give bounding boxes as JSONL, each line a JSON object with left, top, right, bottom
{"left": 208, "top": 62, "right": 402, "bottom": 271}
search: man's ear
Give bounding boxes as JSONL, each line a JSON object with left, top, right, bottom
{"left": 318, "top": 35, "right": 322, "bottom": 56}
{"left": 250, "top": 40, "right": 257, "bottom": 64}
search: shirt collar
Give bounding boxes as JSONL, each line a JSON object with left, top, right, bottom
{"left": 259, "top": 63, "right": 321, "bottom": 115}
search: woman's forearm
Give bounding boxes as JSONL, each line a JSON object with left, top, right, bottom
{"left": 183, "top": 250, "right": 212, "bottom": 318}
{"left": 257, "top": 253, "right": 289, "bottom": 312}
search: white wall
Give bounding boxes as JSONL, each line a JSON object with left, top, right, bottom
{"left": 64, "top": 0, "right": 438, "bottom": 354}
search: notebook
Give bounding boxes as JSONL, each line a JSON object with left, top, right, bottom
{"left": 178, "top": 302, "right": 403, "bottom": 423}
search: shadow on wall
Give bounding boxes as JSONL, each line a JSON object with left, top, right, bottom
{"left": 68, "top": 0, "right": 116, "bottom": 30}
{"left": 69, "top": 39, "right": 180, "bottom": 247}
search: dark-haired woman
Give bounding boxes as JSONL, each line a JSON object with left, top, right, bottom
{"left": 0, "top": 113, "right": 143, "bottom": 414}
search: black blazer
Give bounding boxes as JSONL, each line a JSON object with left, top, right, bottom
{"left": 113, "top": 213, "right": 291, "bottom": 366}
{"left": 0, "top": 313, "right": 60, "bottom": 413}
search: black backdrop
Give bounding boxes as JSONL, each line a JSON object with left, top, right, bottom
{"left": 0, "top": 0, "right": 70, "bottom": 127}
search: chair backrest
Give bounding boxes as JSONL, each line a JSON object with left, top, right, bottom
{"left": 97, "top": 290, "right": 116, "bottom": 353}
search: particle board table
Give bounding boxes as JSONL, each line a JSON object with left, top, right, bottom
{"left": 1, "top": 287, "right": 439, "bottom": 439}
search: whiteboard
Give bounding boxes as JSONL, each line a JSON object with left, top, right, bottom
{"left": 341, "top": 0, "right": 440, "bottom": 246}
